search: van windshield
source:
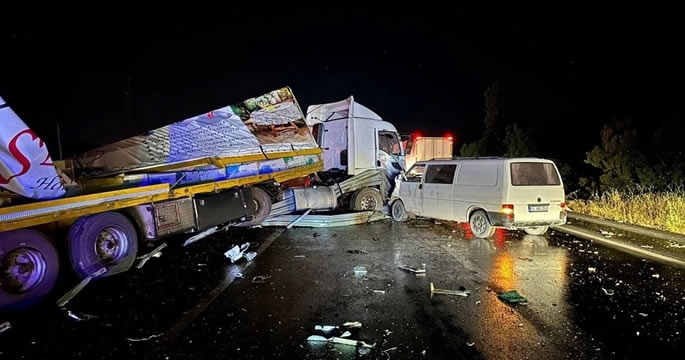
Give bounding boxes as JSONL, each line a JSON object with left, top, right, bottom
{"left": 510, "top": 162, "right": 561, "bottom": 186}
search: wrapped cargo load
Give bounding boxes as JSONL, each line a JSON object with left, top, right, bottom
{"left": 74, "top": 87, "right": 318, "bottom": 178}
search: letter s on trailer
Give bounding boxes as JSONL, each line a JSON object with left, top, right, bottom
{"left": 0, "top": 87, "right": 323, "bottom": 310}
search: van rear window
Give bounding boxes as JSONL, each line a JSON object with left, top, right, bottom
{"left": 510, "top": 162, "right": 561, "bottom": 186}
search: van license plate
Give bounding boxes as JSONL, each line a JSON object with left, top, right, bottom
{"left": 528, "top": 204, "right": 549, "bottom": 212}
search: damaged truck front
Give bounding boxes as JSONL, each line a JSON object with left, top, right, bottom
{"left": 0, "top": 87, "right": 323, "bottom": 310}
{"left": 263, "top": 96, "right": 406, "bottom": 226}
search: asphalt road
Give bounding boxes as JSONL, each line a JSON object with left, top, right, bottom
{"left": 1, "top": 217, "right": 684, "bottom": 359}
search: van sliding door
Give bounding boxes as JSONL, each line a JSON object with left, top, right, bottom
{"left": 420, "top": 164, "right": 457, "bottom": 220}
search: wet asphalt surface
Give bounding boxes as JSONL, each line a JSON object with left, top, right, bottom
{"left": 1, "top": 217, "right": 684, "bottom": 359}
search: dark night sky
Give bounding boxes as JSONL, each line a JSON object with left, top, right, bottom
{"left": 1, "top": 2, "right": 682, "bottom": 170}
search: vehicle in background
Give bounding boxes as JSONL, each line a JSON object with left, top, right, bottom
{"left": 389, "top": 157, "right": 567, "bottom": 238}
{"left": 402, "top": 134, "right": 453, "bottom": 170}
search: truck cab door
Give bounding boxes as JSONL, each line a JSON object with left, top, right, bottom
{"left": 313, "top": 120, "right": 348, "bottom": 172}
{"left": 377, "top": 130, "right": 405, "bottom": 179}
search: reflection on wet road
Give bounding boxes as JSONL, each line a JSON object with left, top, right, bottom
{"left": 0, "top": 218, "right": 683, "bottom": 359}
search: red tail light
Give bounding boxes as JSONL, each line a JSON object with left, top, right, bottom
{"left": 501, "top": 204, "right": 514, "bottom": 222}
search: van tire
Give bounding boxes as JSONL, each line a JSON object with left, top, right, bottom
{"left": 524, "top": 226, "right": 548, "bottom": 235}
{"left": 469, "top": 210, "right": 495, "bottom": 238}
{"left": 391, "top": 200, "right": 408, "bottom": 222}
{"left": 236, "top": 187, "right": 272, "bottom": 227}
{"left": 351, "top": 187, "right": 383, "bottom": 211}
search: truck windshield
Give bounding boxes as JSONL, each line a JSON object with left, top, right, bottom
{"left": 378, "top": 131, "right": 402, "bottom": 156}
{"left": 510, "top": 162, "right": 561, "bottom": 186}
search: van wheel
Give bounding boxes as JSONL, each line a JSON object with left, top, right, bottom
{"left": 67, "top": 212, "right": 138, "bottom": 279}
{"left": 236, "top": 187, "right": 272, "bottom": 227}
{"left": 524, "top": 226, "right": 549, "bottom": 235}
{"left": 391, "top": 200, "right": 408, "bottom": 221}
{"left": 351, "top": 187, "right": 383, "bottom": 211}
{"left": 0, "top": 230, "right": 59, "bottom": 310}
{"left": 469, "top": 210, "right": 495, "bottom": 238}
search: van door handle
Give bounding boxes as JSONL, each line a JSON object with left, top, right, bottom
{"left": 419, "top": 184, "right": 423, "bottom": 190}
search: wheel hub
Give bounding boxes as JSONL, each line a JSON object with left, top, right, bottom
{"left": 0, "top": 247, "right": 47, "bottom": 294}
{"left": 95, "top": 226, "right": 130, "bottom": 264}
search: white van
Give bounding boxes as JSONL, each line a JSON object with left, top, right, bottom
{"left": 389, "top": 157, "right": 567, "bottom": 238}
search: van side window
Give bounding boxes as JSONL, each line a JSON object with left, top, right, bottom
{"left": 405, "top": 164, "right": 425, "bottom": 182}
{"left": 424, "top": 165, "right": 457, "bottom": 184}
{"left": 510, "top": 162, "right": 561, "bottom": 186}
{"left": 456, "top": 164, "right": 498, "bottom": 186}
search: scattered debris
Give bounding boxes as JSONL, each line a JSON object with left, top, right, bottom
{"left": 497, "top": 290, "right": 528, "bottom": 304}
{"left": 639, "top": 245, "right": 654, "bottom": 249}
{"left": 347, "top": 249, "right": 368, "bottom": 255}
{"left": 517, "top": 257, "right": 534, "bottom": 262}
{"left": 0, "top": 321, "right": 11, "bottom": 334}
{"left": 588, "top": 267, "right": 596, "bottom": 273}
{"left": 57, "top": 267, "right": 108, "bottom": 307}
{"left": 65, "top": 310, "right": 99, "bottom": 322}
{"left": 183, "top": 225, "right": 229, "bottom": 246}
{"left": 599, "top": 230, "right": 615, "bottom": 237}
{"left": 294, "top": 255, "right": 306, "bottom": 258}
{"left": 467, "top": 341, "right": 475, "bottom": 346}
{"left": 652, "top": 274, "right": 660, "bottom": 279}
{"left": 430, "top": 283, "right": 471, "bottom": 297}
{"left": 341, "top": 331, "right": 352, "bottom": 338}
{"left": 638, "top": 313, "right": 648, "bottom": 317}
{"left": 236, "top": 273, "right": 244, "bottom": 278}
{"left": 372, "top": 289, "right": 386, "bottom": 294}
{"left": 398, "top": 264, "right": 426, "bottom": 274}
{"left": 252, "top": 275, "right": 271, "bottom": 284}
{"left": 668, "top": 242, "right": 685, "bottom": 249}
{"left": 601, "top": 288, "right": 615, "bottom": 296}
{"left": 125, "top": 333, "right": 164, "bottom": 342}
{"left": 136, "top": 242, "right": 167, "bottom": 269}
{"left": 353, "top": 266, "right": 368, "bottom": 278}
{"left": 224, "top": 243, "right": 256, "bottom": 263}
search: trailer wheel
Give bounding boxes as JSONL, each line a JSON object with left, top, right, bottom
{"left": 469, "top": 210, "right": 495, "bottom": 239}
{"left": 0, "top": 229, "right": 59, "bottom": 310}
{"left": 67, "top": 212, "right": 138, "bottom": 279}
{"left": 390, "top": 200, "right": 408, "bottom": 222}
{"left": 524, "top": 226, "right": 549, "bottom": 235}
{"left": 236, "top": 187, "right": 272, "bottom": 227}
{"left": 351, "top": 187, "right": 383, "bottom": 211}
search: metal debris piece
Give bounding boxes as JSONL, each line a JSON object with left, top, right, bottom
{"left": 245, "top": 251, "right": 257, "bottom": 261}
{"left": 66, "top": 310, "right": 99, "bottom": 321}
{"left": 430, "top": 283, "right": 471, "bottom": 297}
{"left": 57, "top": 267, "right": 108, "bottom": 307}
{"left": 467, "top": 341, "right": 475, "bottom": 346}
{"left": 315, "top": 325, "right": 338, "bottom": 332}
{"left": 136, "top": 242, "right": 168, "bottom": 269}
{"left": 294, "top": 255, "right": 306, "bottom": 258}
{"left": 286, "top": 208, "right": 313, "bottom": 229}
{"left": 343, "top": 321, "right": 362, "bottom": 329}
{"left": 398, "top": 265, "right": 426, "bottom": 274}
{"left": 184, "top": 225, "right": 229, "bottom": 246}
{"left": 306, "top": 335, "right": 375, "bottom": 348}
{"left": 588, "top": 267, "right": 596, "bottom": 273}
{"left": 373, "top": 290, "right": 386, "bottom": 294}
{"left": 125, "top": 333, "right": 163, "bottom": 342}
{"left": 224, "top": 243, "right": 251, "bottom": 263}
{"left": 252, "top": 275, "right": 271, "bottom": 284}
{"left": 601, "top": 288, "right": 615, "bottom": 296}
{"left": 0, "top": 321, "right": 11, "bottom": 334}
{"left": 341, "top": 331, "right": 352, "bottom": 338}
{"left": 263, "top": 211, "right": 385, "bottom": 227}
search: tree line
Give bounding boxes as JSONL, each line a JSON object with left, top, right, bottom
{"left": 458, "top": 81, "right": 685, "bottom": 198}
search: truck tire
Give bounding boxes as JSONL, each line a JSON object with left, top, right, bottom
{"left": 67, "top": 212, "right": 138, "bottom": 279}
{"left": 0, "top": 229, "right": 59, "bottom": 310}
{"left": 350, "top": 187, "right": 383, "bottom": 211}
{"left": 236, "top": 187, "right": 272, "bottom": 227}
{"left": 524, "top": 226, "right": 549, "bottom": 235}
{"left": 391, "top": 199, "right": 409, "bottom": 222}
{"left": 469, "top": 210, "right": 495, "bottom": 239}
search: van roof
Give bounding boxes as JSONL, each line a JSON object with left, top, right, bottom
{"left": 414, "top": 157, "right": 555, "bottom": 164}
